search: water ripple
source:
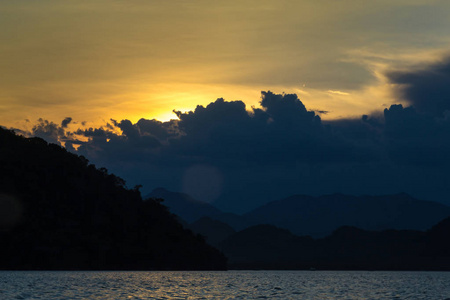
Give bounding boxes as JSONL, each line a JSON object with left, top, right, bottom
{"left": 1, "top": 270, "right": 450, "bottom": 299}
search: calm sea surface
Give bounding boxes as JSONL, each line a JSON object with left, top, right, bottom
{"left": 1, "top": 270, "right": 449, "bottom": 299}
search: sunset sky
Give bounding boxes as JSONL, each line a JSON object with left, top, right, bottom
{"left": 3, "top": 1, "right": 450, "bottom": 212}
{"left": 2, "top": 0, "right": 450, "bottom": 128}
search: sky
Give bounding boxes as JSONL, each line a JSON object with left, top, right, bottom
{"left": 3, "top": 1, "right": 450, "bottom": 212}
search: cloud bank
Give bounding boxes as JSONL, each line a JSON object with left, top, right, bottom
{"left": 23, "top": 58, "right": 450, "bottom": 212}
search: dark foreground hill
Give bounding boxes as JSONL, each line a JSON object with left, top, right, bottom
{"left": 220, "top": 218, "right": 450, "bottom": 270}
{"left": 0, "top": 127, "right": 226, "bottom": 270}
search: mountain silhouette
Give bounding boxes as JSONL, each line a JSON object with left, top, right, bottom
{"left": 243, "top": 193, "right": 450, "bottom": 237}
{"left": 220, "top": 219, "right": 450, "bottom": 270}
{"left": 0, "top": 127, "right": 226, "bottom": 270}
{"left": 146, "top": 188, "right": 223, "bottom": 223}
{"left": 422, "top": 217, "right": 450, "bottom": 257}
{"left": 219, "top": 224, "right": 315, "bottom": 270}
{"left": 146, "top": 189, "right": 450, "bottom": 242}
{"left": 188, "top": 217, "right": 236, "bottom": 248}
{"left": 145, "top": 188, "right": 248, "bottom": 230}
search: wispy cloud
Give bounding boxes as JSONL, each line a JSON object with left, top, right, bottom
{"left": 328, "top": 90, "right": 350, "bottom": 96}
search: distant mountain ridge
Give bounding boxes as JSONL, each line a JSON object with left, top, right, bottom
{"left": 147, "top": 188, "right": 450, "bottom": 239}
{"left": 243, "top": 193, "right": 450, "bottom": 237}
{"left": 219, "top": 217, "right": 450, "bottom": 270}
{"left": 145, "top": 188, "right": 223, "bottom": 223}
{"left": 188, "top": 217, "right": 236, "bottom": 248}
{"left": 144, "top": 186, "right": 450, "bottom": 270}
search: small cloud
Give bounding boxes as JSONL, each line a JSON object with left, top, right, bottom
{"left": 328, "top": 90, "right": 350, "bottom": 96}
{"left": 61, "top": 117, "right": 72, "bottom": 128}
{"left": 314, "top": 110, "right": 330, "bottom": 115}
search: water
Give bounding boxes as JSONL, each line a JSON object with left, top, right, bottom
{"left": 1, "top": 270, "right": 449, "bottom": 299}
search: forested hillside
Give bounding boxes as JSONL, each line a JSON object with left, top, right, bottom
{"left": 0, "top": 127, "right": 226, "bottom": 270}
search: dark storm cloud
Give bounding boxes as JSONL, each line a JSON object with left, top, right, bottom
{"left": 110, "top": 118, "right": 179, "bottom": 142}
{"left": 61, "top": 117, "right": 72, "bottom": 128}
{"left": 168, "top": 92, "right": 377, "bottom": 164}
{"left": 75, "top": 127, "right": 110, "bottom": 138}
{"left": 28, "top": 118, "right": 86, "bottom": 152}
{"left": 72, "top": 118, "right": 182, "bottom": 166}
{"left": 32, "top": 118, "right": 67, "bottom": 145}
{"left": 383, "top": 104, "right": 450, "bottom": 166}
{"left": 260, "top": 92, "right": 317, "bottom": 126}
{"left": 325, "top": 115, "right": 384, "bottom": 158}
{"left": 136, "top": 118, "right": 178, "bottom": 140}
{"left": 387, "top": 57, "right": 450, "bottom": 117}
{"left": 382, "top": 57, "right": 450, "bottom": 167}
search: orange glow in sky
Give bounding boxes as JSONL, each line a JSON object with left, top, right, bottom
{"left": 1, "top": 1, "right": 450, "bottom": 129}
